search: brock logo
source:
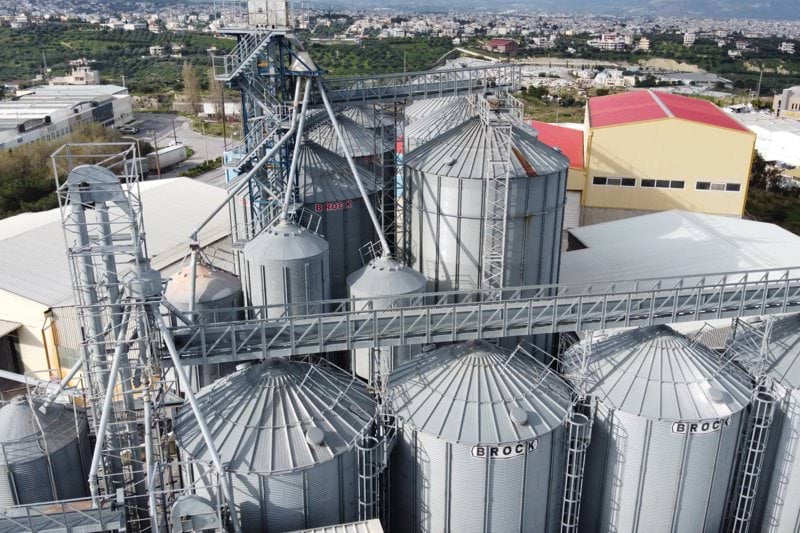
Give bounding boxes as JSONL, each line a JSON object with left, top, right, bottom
{"left": 671, "top": 418, "right": 731, "bottom": 435}
{"left": 471, "top": 439, "right": 539, "bottom": 459}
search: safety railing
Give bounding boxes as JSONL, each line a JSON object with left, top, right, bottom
{"left": 160, "top": 267, "right": 800, "bottom": 365}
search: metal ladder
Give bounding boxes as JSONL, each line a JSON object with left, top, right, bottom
{"left": 479, "top": 94, "right": 515, "bottom": 293}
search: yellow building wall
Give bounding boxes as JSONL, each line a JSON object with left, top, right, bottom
{"left": 585, "top": 118, "right": 755, "bottom": 216}
{"left": 0, "top": 289, "right": 55, "bottom": 374}
{"left": 567, "top": 167, "right": 587, "bottom": 191}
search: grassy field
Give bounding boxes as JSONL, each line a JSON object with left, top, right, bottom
{"left": 518, "top": 93, "right": 585, "bottom": 123}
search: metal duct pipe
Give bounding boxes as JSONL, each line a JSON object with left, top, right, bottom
{"left": 88, "top": 307, "right": 132, "bottom": 506}
{"left": 143, "top": 383, "right": 158, "bottom": 531}
{"left": 153, "top": 305, "right": 242, "bottom": 533}
{"left": 281, "top": 78, "right": 313, "bottom": 219}
{"left": 316, "top": 78, "right": 391, "bottom": 259}
{"left": 39, "top": 357, "right": 85, "bottom": 411}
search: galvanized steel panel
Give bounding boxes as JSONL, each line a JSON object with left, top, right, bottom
{"left": 582, "top": 406, "right": 743, "bottom": 533}
{"left": 243, "top": 221, "right": 330, "bottom": 314}
{"left": 753, "top": 386, "right": 800, "bottom": 532}
{"left": 174, "top": 360, "right": 375, "bottom": 474}
{"left": 308, "top": 116, "right": 391, "bottom": 159}
{"left": 265, "top": 473, "right": 305, "bottom": 531}
{"left": 563, "top": 325, "right": 753, "bottom": 421}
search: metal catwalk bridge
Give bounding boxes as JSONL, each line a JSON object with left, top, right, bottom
{"left": 164, "top": 267, "right": 800, "bottom": 365}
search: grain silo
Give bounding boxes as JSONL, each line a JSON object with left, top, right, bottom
{"left": 405, "top": 96, "right": 474, "bottom": 152}
{"left": 296, "top": 141, "right": 378, "bottom": 299}
{"left": 563, "top": 325, "right": 754, "bottom": 533}
{"left": 341, "top": 105, "right": 395, "bottom": 135}
{"left": 165, "top": 260, "right": 243, "bottom": 388}
{"left": 242, "top": 219, "right": 330, "bottom": 316}
{"left": 165, "top": 261, "right": 242, "bottom": 321}
{"left": 0, "top": 396, "right": 90, "bottom": 507}
{"left": 405, "top": 116, "right": 569, "bottom": 292}
{"left": 173, "top": 359, "right": 377, "bottom": 533}
{"left": 307, "top": 115, "right": 392, "bottom": 172}
{"left": 346, "top": 256, "right": 426, "bottom": 383}
{"left": 387, "top": 340, "right": 572, "bottom": 533}
{"left": 730, "top": 314, "right": 800, "bottom": 532}
{"left": 405, "top": 96, "right": 463, "bottom": 124}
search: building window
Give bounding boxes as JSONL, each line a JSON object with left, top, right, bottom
{"left": 642, "top": 179, "right": 684, "bottom": 189}
{"left": 696, "top": 181, "right": 742, "bottom": 192}
{"left": 593, "top": 176, "right": 636, "bottom": 187}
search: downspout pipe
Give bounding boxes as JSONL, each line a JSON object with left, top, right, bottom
{"left": 153, "top": 305, "right": 242, "bottom": 533}
{"left": 316, "top": 78, "right": 392, "bottom": 259}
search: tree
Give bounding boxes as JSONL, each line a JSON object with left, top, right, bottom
{"left": 208, "top": 68, "right": 224, "bottom": 118}
{"left": 182, "top": 61, "right": 201, "bottom": 114}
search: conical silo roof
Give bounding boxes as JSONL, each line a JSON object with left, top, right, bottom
{"left": 341, "top": 105, "right": 394, "bottom": 130}
{"left": 296, "top": 141, "right": 378, "bottom": 204}
{"left": 387, "top": 340, "right": 572, "bottom": 444}
{"left": 347, "top": 256, "right": 426, "bottom": 299}
{"left": 730, "top": 314, "right": 800, "bottom": 390}
{"left": 173, "top": 359, "right": 376, "bottom": 474}
{"left": 405, "top": 96, "right": 474, "bottom": 150}
{"left": 0, "top": 396, "right": 80, "bottom": 463}
{"left": 165, "top": 262, "right": 241, "bottom": 307}
{"left": 404, "top": 116, "right": 570, "bottom": 179}
{"left": 405, "top": 96, "right": 462, "bottom": 123}
{"left": 563, "top": 325, "right": 753, "bottom": 422}
{"left": 307, "top": 116, "right": 391, "bottom": 159}
{"left": 243, "top": 220, "right": 329, "bottom": 263}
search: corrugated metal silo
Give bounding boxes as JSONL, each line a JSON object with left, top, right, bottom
{"left": 0, "top": 396, "right": 90, "bottom": 507}
{"left": 296, "top": 141, "right": 378, "bottom": 299}
{"left": 730, "top": 314, "right": 800, "bottom": 532}
{"left": 346, "top": 256, "right": 426, "bottom": 383}
{"left": 165, "top": 261, "right": 242, "bottom": 321}
{"left": 173, "top": 359, "right": 377, "bottom": 533}
{"left": 242, "top": 220, "right": 330, "bottom": 316}
{"left": 563, "top": 325, "right": 754, "bottom": 533}
{"left": 405, "top": 116, "right": 569, "bottom": 292}
{"left": 405, "top": 96, "right": 474, "bottom": 152}
{"left": 405, "top": 96, "right": 463, "bottom": 124}
{"left": 307, "top": 116, "right": 392, "bottom": 172}
{"left": 341, "top": 106, "right": 395, "bottom": 134}
{"left": 165, "top": 260, "right": 243, "bottom": 388}
{"left": 387, "top": 340, "right": 572, "bottom": 533}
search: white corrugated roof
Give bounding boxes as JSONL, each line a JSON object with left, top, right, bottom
{"left": 561, "top": 210, "right": 800, "bottom": 289}
{"left": 734, "top": 112, "right": 800, "bottom": 166}
{"left": 0, "top": 178, "right": 229, "bottom": 307}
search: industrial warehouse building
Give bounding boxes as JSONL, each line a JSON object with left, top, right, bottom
{"left": 0, "top": 178, "right": 229, "bottom": 375}
{"left": 0, "top": 85, "right": 133, "bottom": 150}
{"left": 532, "top": 90, "right": 756, "bottom": 226}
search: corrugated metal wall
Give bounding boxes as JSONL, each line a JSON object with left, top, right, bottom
{"left": 393, "top": 426, "right": 563, "bottom": 532}
{"left": 581, "top": 405, "right": 743, "bottom": 533}
{"left": 751, "top": 385, "right": 800, "bottom": 532}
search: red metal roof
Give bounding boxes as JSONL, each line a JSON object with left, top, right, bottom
{"left": 588, "top": 90, "right": 748, "bottom": 132}
{"left": 487, "top": 38, "right": 517, "bottom": 46}
{"left": 530, "top": 120, "right": 585, "bottom": 170}
{"left": 655, "top": 91, "right": 749, "bottom": 132}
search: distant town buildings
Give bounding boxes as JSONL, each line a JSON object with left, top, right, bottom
{"left": 482, "top": 38, "right": 520, "bottom": 54}
{"left": 774, "top": 86, "right": 800, "bottom": 120}
{"left": 683, "top": 32, "right": 697, "bottom": 47}
{"left": 49, "top": 66, "right": 101, "bottom": 86}
{"left": 638, "top": 37, "right": 651, "bottom": 52}
{"left": 779, "top": 42, "right": 796, "bottom": 54}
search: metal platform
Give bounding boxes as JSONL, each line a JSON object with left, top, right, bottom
{"left": 163, "top": 266, "right": 800, "bottom": 365}
{"left": 0, "top": 498, "right": 125, "bottom": 533}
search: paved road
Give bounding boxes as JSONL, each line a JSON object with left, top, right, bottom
{"left": 130, "top": 113, "right": 228, "bottom": 188}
